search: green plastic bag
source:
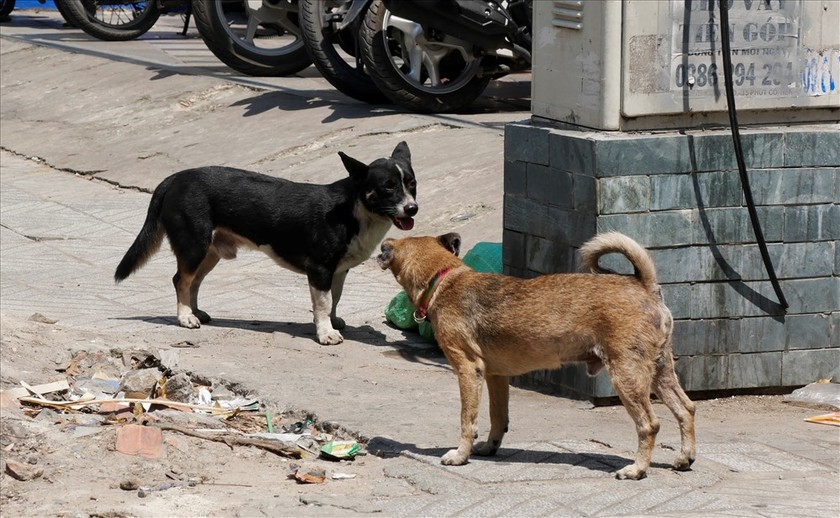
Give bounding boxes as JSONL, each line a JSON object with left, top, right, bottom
{"left": 383, "top": 242, "right": 502, "bottom": 344}
{"left": 384, "top": 291, "right": 417, "bottom": 330}
{"left": 462, "top": 242, "right": 502, "bottom": 274}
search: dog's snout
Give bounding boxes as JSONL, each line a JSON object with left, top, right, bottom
{"left": 404, "top": 203, "right": 418, "bottom": 217}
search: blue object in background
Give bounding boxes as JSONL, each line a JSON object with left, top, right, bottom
{"left": 16, "top": 0, "right": 57, "bottom": 9}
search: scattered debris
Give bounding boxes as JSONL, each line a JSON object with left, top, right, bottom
{"left": 784, "top": 381, "right": 840, "bottom": 410}
{"left": 153, "top": 423, "right": 303, "bottom": 458}
{"left": 75, "top": 377, "right": 120, "bottom": 398}
{"left": 120, "top": 368, "right": 162, "bottom": 398}
{"left": 120, "top": 479, "right": 141, "bottom": 491}
{"left": 331, "top": 472, "right": 357, "bottom": 480}
{"left": 265, "top": 409, "right": 274, "bottom": 433}
{"left": 805, "top": 411, "right": 840, "bottom": 427}
{"left": 163, "top": 373, "right": 194, "bottom": 403}
{"left": 158, "top": 349, "right": 180, "bottom": 371}
{"left": 210, "top": 385, "right": 234, "bottom": 401}
{"left": 148, "top": 409, "right": 228, "bottom": 430}
{"left": 116, "top": 424, "right": 164, "bottom": 459}
{"left": 18, "top": 396, "right": 233, "bottom": 414}
{"left": 5, "top": 458, "right": 44, "bottom": 481}
{"left": 169, "top": 340, "right": 199, "bottom": 349}
{"left": 291, "top": 466, "right": 326, "bottom": 484}
{"left": 0, "top": 379, "right": 69, "bottom": 400}
{"left": 0, "top": 391, "right": 22, "bottom": 415}
{"left": 27, "top": 313, "right": 57, "bottom": 324}
{"left": 138, "top": 482, "right": 180, "bottom": 498}
{"left": 1, "top": 344, "right": 365, "bottom": 498}
{"left": 320, "top": 440, "right": 360, "bottom": 461}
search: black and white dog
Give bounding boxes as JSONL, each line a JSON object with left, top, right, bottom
{"left": 115, "top": 142, "right": 418, "bottom": 345}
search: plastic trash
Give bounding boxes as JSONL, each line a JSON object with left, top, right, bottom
{"left": 383, "top": 242, "right": 502, "bottom": 343}
{"left": 291, "top": 467, "right": 326, "bottom": 484}
{"left": 805, "top": 411, "right": 840, "bottom": 427}
{"left": 462, "top": 242, "right": 502, "bottom": 274}
{"left": 319, "top": 440, "right": 359, "bottom": 461}
{"left": 783, "top": 381, "right": 840, "bottom": 410}
{"left": 384, "top": 291, "right": 416, "bottom": 330}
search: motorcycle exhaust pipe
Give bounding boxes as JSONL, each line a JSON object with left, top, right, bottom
{"left": 383, "top": 0, "right": 516, "bottom": 53}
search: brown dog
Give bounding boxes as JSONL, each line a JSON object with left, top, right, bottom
{"left": 376, "top": 231, "right": 696, "bottom": 480}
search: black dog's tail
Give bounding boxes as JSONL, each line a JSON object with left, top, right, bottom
{"left": 114, "top": 178, "right": 172, "bottom": 283}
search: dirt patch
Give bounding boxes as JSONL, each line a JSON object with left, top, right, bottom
{"left": 0, "top": 313, "right": 411, "bottom": 517}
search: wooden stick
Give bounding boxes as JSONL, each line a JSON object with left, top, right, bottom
{"left": 153, "top": 423, "right": 303, "bottom": 458}
{"left": 17, "top": 396, "right": 240, "bottom": 414}
{"left": 3, "top": 380, "right": 70, "bottom": 399}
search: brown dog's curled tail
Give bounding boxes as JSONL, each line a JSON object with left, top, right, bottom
{"left": 579, "top": 232, "right": 658, "bottom": 293}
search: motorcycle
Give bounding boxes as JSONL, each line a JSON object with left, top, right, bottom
{"left": 0, "top": 0, "right": 16, "bottom": 21}
{"left": 363, "top": 0, "right": 531, "bottom": 112}
{"left": 58, "top": 0, "right": 172, "bottom": 41}
{"left": 56, "top": 0, "right": 311, "bottom": 77}
{"left": 299, "top": 0, "right": 386, "bottom": 103}
{"left": 299, "top": 0, "right": 531, "bottom": 112}
{"left": 1, "top": 0, "right": 75, "bottom": 24}
{"left": 192, "top": 0, "right": 311, "bottom": 76}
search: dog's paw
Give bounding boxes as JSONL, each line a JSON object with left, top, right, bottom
{"left": 178, "top": 314, "right": 202, "bottom": 329}
{"left": 440, "top": 449, "right": 469, "bottom": 466}
{"left": 318, "top": 329, "right": 344, "bottom": 346}
{"left": 615, "top": 464, "right": 647, "bottom": 480}
{"left": 330, "top": 316, "right": 346, "bottom": 330}
{"left": 672, "top": 455, "right": 695, "bottom": 471}
{"left": 472, "top": 440, "right": 500, "bottom": 457}
{"left": 193, "top": 309, "right": 211, "bottom": 324}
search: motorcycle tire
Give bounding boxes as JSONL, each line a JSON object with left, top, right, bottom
{"left": 359, "top": 0, "right": 490, "bottom": 113}
{"left": 192, "top": 0, "right": 311, "bottom": 77}
{"left": 300, "top": 0, "right": 387, "bottom": 104}
{"left": 0, "top": 0, "right": 16, "bottom": 20}
{"left": 54, "top": 0, "right": 78, "bottom": 26}
{"left": 59, "top": 0, "right": 161, "bottom": 41}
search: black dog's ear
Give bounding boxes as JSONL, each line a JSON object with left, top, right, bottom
{"left": 377, "top": 240, "right": 395, "bottom": 269}
{"left": 339, "top": 151, "right": 369, "bottom": 182}
{"left": 437, "top": 233, "right": 461, "bottom": 257}
{"left": 391, "top": 141, "right": 411, "bottom": 163}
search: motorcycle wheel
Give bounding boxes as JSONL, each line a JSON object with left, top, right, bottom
{"left": 359, "top": 0, "right": 490, "bottom": 113}
{"left": 192, "top": 0, "right": 311, "bottom": 77}
{"left": 0, "top": 0, "right": 16, "bottom": 20}
{"left": 300, "top": 0, "right": 387, "bottom": 104}
{"left": 54, "top": 0, "right": 78, "bottom": 26}
{"left": 59, "top": 0, "right": 161, "bottom": 41}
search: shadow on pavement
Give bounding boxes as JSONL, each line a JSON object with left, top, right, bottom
{"left": 5, "top": 12, "right": 530, "bottom": 121}
{"left": 111, "top": 315, "right": 379, "bottom": 341}
{"left": 366, "top": 437, "right": 653, "bottom": 474}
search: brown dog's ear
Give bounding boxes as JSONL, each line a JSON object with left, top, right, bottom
{"left": 437, "top": 233, "right": 461, "bottom": 257}
{"left": 377, "top": 240, "right": 395, "bottom": 269}
{"left": 339, "top": 151, "right": 369, "bottom": 183}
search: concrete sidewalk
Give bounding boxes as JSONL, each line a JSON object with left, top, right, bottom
{"left": 3, "top": 146, "right": 838, "bottom": 517}
{"left": 2, "top": 10, "right": 839, "bottom": 517}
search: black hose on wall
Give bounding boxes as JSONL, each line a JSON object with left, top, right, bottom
{"left": 717, "top": 0, "right": 789, "bottom": 310}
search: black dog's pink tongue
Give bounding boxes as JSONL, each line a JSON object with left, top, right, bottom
{"left": 395, "top": 217, "right": 415, "bottom": 231}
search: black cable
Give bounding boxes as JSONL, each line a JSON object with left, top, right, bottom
{"left": 717, "top": 0, "right": 788, "bottom": 310}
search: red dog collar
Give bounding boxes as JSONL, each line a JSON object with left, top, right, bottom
{"left": 413, "top": 267, "right": 453, "bottom": 323}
